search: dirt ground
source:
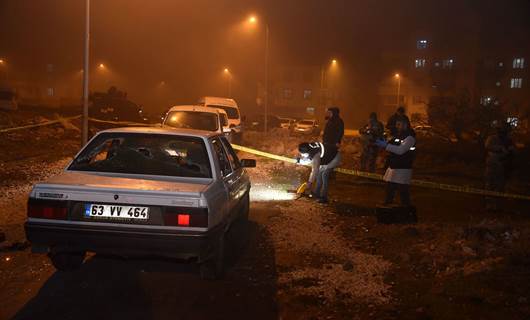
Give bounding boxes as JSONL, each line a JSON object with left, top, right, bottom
{"left": 1, "top": 108, "right": 530, "bottom": 319}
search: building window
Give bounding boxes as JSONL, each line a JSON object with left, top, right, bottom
{"left": 498, "top": 62, "right": 504, "bottom": 68}
{"left": 442, "top": 59, "right": 454, "bottom": 68}
{"left": 283, "top": 88, "right": 293, "bottom": 99}
{"left": 415, "top": 58, "right": 426, "bottom": 68}
{"left": 507, "top": 117, "right": 519, "bottom": 127}
{"left": 46, "top": 87, "right": 54, "bottom": 96}
{"left": 513, "top": 58, "right": 525, "bottom": 69}
{"left": 412, "top": 96, "right": 423, "bottom": 104}
{"left": 303, "top": 89, "right": 312, "bottom": 100}
{"left": 510, "top": 78, "right": 523, "bottom": 88}
{"left": 434, "top": 62, "right": 440, "bottom": 67}
{"left": 480, "top": 96, "right": 493, "bottom": 105}
{"left": 496, "top": 81, "right": 501, "bottom": 87}
{"left": 417, "top": 39, "right": 428, "bottom": 49}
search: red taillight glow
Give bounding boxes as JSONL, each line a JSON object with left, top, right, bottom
{"left": 163, "top": 208, "right": 208, "bottom": 228}
{"left": 28, "top": 204, "right": 67, "bottom": 220}
{"left": 177, "top": 214, "right": 190, "bottom": 226}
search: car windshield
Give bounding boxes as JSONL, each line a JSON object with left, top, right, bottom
{"left": 280, "top": 119, "right": 290, "bottom": 124}
{"left": 164, "top": 111, "right": 219, "bottom": 131}
{"left": 208, "top": 105, "right": 239, "bottom": 119}
{"left": 68, "top": 133, "right": 212, "bottom": 178}
{"left": 299, "top": 120, "right": 315, "bottom": 125}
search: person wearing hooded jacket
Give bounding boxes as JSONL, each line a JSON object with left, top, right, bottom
{"left": 375, "top": 117, "right": 416, "bottom": 206}
{"left": 322, "top": 107, "right": 344, "bottom": 147}
{"left": 298, "top": 141, "right": 341, "bottom": 204}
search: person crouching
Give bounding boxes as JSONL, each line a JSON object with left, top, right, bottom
{"left": 298, "top": 142, "right": 341, "bottom": 204}
{"left": 375, "top": 118, "right": 416, "bottom": 206}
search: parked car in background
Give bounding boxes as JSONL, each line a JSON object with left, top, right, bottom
{"left": 199, "top": 97, "right": 242, "bottom": 142}
{"left": 279, "top": 117, "right": 296, "bottom": 129}
{"left": 0, "top": 87, "right": 18, "bottom": 111}
{"left": 292, "top": 119, "right": 320, "bottom": 136}
{"left": 90, "top": 91, "right": 149, "bottom": 124}
{"left": 246, "top": 114, "right": 282, "bottom": 131}
{"left": 25, "top": 127, "right": 256, "bottom": 279}
{"left": 163, "top": 105, "right": 230, "bottom": 137}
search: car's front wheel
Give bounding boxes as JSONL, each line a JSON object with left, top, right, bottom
{"left": 49, "top": 251, "right": 86, "bottom": 271}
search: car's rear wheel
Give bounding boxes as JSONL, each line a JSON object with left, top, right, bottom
{"left": 200, "top": 233, "right": 225, "bottom": 280}
{"left": 239, "top": 193, "right": 250, "bottom": 222}
{"left": 49, "top": 251, "right": 86, "bottom": 271}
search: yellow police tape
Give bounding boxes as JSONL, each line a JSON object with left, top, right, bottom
{"left": 0, "top": 115, "right": 82, "bottom": 133}
{"left": 231, "top": 144, "right": 530, "bottom": 201}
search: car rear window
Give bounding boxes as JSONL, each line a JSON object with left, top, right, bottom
{"left": 164, "top": 111, "right": 219, "bottom": 131}
{"left": 68, "top": 133, "right": 212, "bottom": 178}
{"left": 207, "top": 105, "right": 239, "bottom": 119}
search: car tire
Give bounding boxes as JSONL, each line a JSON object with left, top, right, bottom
{"left": 49, "top": 251, "right": 86, "bottom": 271}
{"left": 200, "top": 233, "right": 225, "bottom": 280}
{"left": 239, "top": 193, "right": 250, "bottom": 222}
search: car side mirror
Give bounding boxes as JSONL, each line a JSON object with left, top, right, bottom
{"left": 240, "top": 159, "right": 256, "bottom": 168}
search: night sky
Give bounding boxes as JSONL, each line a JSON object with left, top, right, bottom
{"left": 1, "top": 0, "right": 529, "bottom": 114}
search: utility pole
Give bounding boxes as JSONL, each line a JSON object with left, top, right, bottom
{"left": 395, "top": 74, "right": 401, "bottom": 108}
{"left": 82, "top": 0, "right": 90, "bottom": 145}
{"left": 264, "top": 24, "right": 270, "bottom": 133}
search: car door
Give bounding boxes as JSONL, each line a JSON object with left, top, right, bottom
{"left": 219, "top": 137, "right": 249, "bottom": 213}
{"left": 210, "top": 137, "right": 235, "bottom": 222}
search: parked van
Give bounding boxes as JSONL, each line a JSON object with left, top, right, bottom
{"left": 198, "top": 97, "right": 242, "bottom": 141}
{"left": 163, "top": 105, "right": 231, "bottom": 136}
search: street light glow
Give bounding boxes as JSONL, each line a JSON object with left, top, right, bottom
{"left": 98, "top": 63, "right": 105, "bottom": 69}
{"left": 332, "top": 59, "right": 338, "bottom": 65}
{"left": 394, "top": 73, "right": 400, "bottom": 78}
{"left": 224, "top": 67, "right": 230, "bottom": 73}
{"left": 248, "top": 15, "right": 257, "bottom": 24}
{"left": 0, "top": 59, "right": 4, "bottom": 64}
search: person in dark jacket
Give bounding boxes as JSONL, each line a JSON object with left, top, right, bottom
{"left": 322, "top": 107, "right": 344, "bottom": 147}
{"left": 386, "top": 106, "right": 410, "bottom": 137}
{"left": 375, "top": 118, "right": 416, "bottom": 206}
{"left": 298, "top": 142, "right": 341, "bottom": 204}
{"left": 359, "top": 112, "right": 385, "bottom": 172}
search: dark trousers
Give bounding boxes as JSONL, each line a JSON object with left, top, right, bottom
{"left": 384, "top": 182, "right": 411, "bottom": 206}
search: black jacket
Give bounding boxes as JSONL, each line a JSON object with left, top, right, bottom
{"left": 323, "top": 116, "right": 344, "bottom": 145}
{"left": 387, "top": 129, "right": 416, "bottom": 169}
{"left": 386, "top": 114, "right": 410, "bottom": 137}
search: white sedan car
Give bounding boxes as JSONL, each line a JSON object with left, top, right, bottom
{"left": 25, "top": 127, "right": 255, "bottom": 279}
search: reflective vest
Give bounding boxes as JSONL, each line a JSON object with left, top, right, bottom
{"left": 308, "top": 142, "right": 339, "bottom": 166}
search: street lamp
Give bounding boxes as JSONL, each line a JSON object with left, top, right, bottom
{"left": 223, "top": 68, "right": 232, "bottom": 96}
{"left": 0, "top": 58, "right": 8, "bottom": 82}
{"left": 98, "top": 63, "right": 105, "bottom": 69}
{"left": 394, "top": 73, "right": 401, "bottom": 108}
{"left": 246, "top": 14, "right": 270, "bottom": 133}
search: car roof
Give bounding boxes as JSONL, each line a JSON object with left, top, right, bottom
{"left": 167, "top": 105, "right": 222, "bottom": 114}
{"left": 97, "top": 126, "right": 220, "bottom": 139}
{"left": 199, "top": 96, "right": 238, "bottom": 108}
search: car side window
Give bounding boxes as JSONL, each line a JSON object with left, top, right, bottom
{"left": 211, "top": 138, "right": 232, "bottom": 177}
{"left": 220, "top": 137, "right": 241, "bottom": 170}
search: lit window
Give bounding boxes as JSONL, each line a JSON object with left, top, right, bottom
{"left": 303, "top": 89, "right": 312, "bottom": 100}
{"left": 442, "top": 59, "right": 454, "bottom": 68}
{"left": 498, "top": 62, "right": 504, "bottom": 67}
{"left": 480, "top": 96, "right": 493, "bottom": 105}
{"left": 513, "top": 58, "right": 525, "bottom": 69}
{"left": 434, "top": 62, "right": 440, "bottom": 67}
{"left": 510, "top": 78, "right": 523, "bottom": 88}
{"left": 283, "top": 88, "right": 293, "bottom": 99}
{"left": 46, "top": 87, "right": 54, "bottom": 96}
{"left": 496, "top": 81, "right": 501, "bottom": 87}
{"left": 417, "top": 39, "right": 428, "bottom": 49}
{"left": 415, "top": 58, "right": 426, "bottom": 68}
{"left": 507, "top": 117, "right": 519, "bottom": 127}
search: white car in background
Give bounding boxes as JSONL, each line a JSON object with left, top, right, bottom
{"left": 25, "top": 127, "right": 256, "bottom": 279}
{"left": 292, "top": 119, "right": 320, "bottom": 136}
{"left": 199, "top": 97, "right": 243, "bottom": 142}
{"left": 163, "top": 105, "right": 230, "bottom": 136}
{"left": 279, "top": 117, "right": 296, "bottom": 129}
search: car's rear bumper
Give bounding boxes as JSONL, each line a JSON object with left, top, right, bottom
{"left": 25, "top": 220, "right": 222, "bottom": 261}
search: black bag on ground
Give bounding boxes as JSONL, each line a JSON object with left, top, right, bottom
{"left": 376, "top": 205, "right": 417, "bottom": 224}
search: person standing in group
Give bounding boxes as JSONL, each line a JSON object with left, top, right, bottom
{"left": 386, "top": 106, "right": 410, "bottom": 137}
{"left": 375, "top": 117, "right": 416, "bottom": 206}
{"left": 359, "top": 112, "right": 384, "bottom": 172}
{"left": 298, "top": 142, "right": 341, "bottom": 204}
{"left": 322, "top": 107, "right": 344, "bottom": 147}
{"left": 484, "top": 122, "right": 515, "bottom": 210}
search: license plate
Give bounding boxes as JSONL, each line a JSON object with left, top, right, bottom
{"left": 85, "top": 204, "right": 149, "bottom": 220}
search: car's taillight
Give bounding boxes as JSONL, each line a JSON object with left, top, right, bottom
{"left": 27, "top": 199, "right": 68, "bottom": 220}
{"left": 163, "top": 208, "right": 208, "bottom": 228}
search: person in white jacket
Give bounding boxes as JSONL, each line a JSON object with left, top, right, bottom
{"left": 375, "top": 118, "right": 416, "bottom": 206}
